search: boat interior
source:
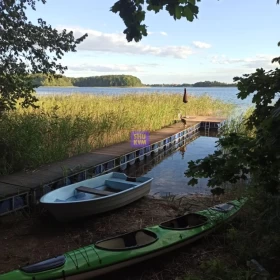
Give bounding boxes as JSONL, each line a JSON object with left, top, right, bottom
{"left": 54, "top": 178, "right": 141, "bottom": 202}
{"left": 95, "top": 229, "right": 158, "bottom": 251}
{"left": 159, "top": 213, "right": 208, "bottom": 230}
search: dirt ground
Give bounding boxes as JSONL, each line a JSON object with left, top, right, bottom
{"left": 0, "top": 194, "right": 233, "bottom": 279}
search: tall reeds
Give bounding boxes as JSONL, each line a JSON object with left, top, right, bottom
{"left": 0, "top": 93, "right": 235, "bottom": 174}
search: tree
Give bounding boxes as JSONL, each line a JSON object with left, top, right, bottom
{"left": 111, "top": 1, "right": 279, "bottom": 42}
{"left": 2, "top": 0, "right": 279, "bottom": 112}
{"left": 185, "top": 42, "right": 280, "bottom": 194}
{"left": 111, "top": 0, "right": 200, "bottom": 42}
{"left": 0, "top": 0, "right": 88, "bottom": 113}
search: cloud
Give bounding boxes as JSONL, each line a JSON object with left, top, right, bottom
{"left": 192, "top": 41, "right": 211, "bottom": 49}
{"left": 58, "top": 26, "right": 193, "bottom": 59}
{"left": 160, "top": 31, "right": 168, "bottom": 36}
{"left": 68, "top": 64, "right": 143, "bottom": 73}
{"left": 211, "top": 54, "right": 277, "bottom": 69}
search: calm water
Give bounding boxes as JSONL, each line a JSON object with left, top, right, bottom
{"left": 124, "top": 134, "right": 218, "bottom": 196}
{"left": 35, "top": 86, "right": 250, "bottom": 195}
{"left": 35, "top": 86, "right": 252, "bottom": 108}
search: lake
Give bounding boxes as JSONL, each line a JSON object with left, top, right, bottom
{"left": 35, "top": 86, "right": 253, "bottom": 109}
{"left": 34, "top": 86, "right": 253, "bottom": 195}
{"left": 124, "top": 134, "right": 218, "bottom": 196}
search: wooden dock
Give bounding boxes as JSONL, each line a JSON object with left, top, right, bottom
{"left": 0, "top": 116, "right": 226, "bottom": 216}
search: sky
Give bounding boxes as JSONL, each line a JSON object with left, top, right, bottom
{"left": 26, "top": 0, "right": 280, "bottom": 84}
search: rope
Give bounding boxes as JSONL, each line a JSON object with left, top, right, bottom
{"left": 65, "top": 250, "right": 79, "bottom": 269}
{"left": 62, "top": 270, "right": 66, "bottom": 280}
{"left": 77, "top": 247, "right": 90, "bottom": 266}
{"left": 90, "top": 245, "right": 102, "bottom": 264}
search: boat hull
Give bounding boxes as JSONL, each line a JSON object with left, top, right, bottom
{"left": 40, "top": 172, "right": 153, "bottom": 222}
{"left": 43, "top": 181, "right": 151, "bottom": 221}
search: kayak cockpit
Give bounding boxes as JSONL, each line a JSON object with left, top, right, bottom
{"left": 95, "top": 229, "right": 158, "bottom": 251}
{"left": 20, "top": 255, "right": 66, "bottom": 273}
{"left": 159, "top": 213, "right": 208, "bottom": 230}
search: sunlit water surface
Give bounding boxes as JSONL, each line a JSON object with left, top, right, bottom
{"left": 124, "top": 134, "right": 218, "bottom": 196}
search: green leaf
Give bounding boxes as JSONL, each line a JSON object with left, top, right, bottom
{"left": 175, "top": 6, "right": 182, "bottom": 19}
{"left": 183, "top": 6, "right": 194, "bottom": 21}
{"left": 188, "top": 3, "right": 199, "bottom": 14}
{"left": 110, "top": 2, "right": 120, "bottom": 13}
{"left": 188, "top": 0, "right": 196, "bottom": 5}
{"left": 135, "top": 11, "right": 145, "bottom": 22}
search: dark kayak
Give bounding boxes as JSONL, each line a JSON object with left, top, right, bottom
{"left": 0, "top": 199, "right": 246, "bottom": 280}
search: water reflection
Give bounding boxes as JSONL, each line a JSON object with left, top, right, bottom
{"left": 124, "top": 132, "right": 219, "bottom": 196}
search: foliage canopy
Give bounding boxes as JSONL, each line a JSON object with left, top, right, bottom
{"left": 0, "top": 0, "right": 87, "bottom": 112}
{"left": 185, "top": 42, "right": 280, "bottom": 194}
{"left": 1, "top": 0, "right": 279, "bottom": 114}
{"left": 111, "top": 0, "right": 201, "bottom": 42}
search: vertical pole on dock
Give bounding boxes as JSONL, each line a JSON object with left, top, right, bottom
{"left": 205, "top": 121, "right": 210, "bottom": 136}
{"left": 183, "top": 88, "right": 188, "bottom": 117}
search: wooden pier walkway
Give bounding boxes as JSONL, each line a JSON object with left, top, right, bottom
{"left": 0, "top": 116, "right": 226, "bottom": 216}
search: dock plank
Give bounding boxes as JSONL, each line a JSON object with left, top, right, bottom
{"left": 0, "top": 117, "right": 225, "bottom": 199}
{"left": 0, "top": 183, "right": 29, "bottom": 199}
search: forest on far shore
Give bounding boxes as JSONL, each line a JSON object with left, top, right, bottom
{"left": 148, "top": 81, "right": 237, "bottom": 87}
{"left": 31, "top": 74, "right": 236, "bottom": 87}
{"left": 31, "top": 74, "right": 143, "bottom": 87}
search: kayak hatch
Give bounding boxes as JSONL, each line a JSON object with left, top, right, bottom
{"left": 20, "top": 255, "right": 66, "bottom": 273}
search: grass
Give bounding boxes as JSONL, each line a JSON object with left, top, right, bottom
{"left": 0, "top": 92, "right": 235, "bottom": 174}
{"left": 219, "top": 106, "right": 255, "bottom": 137}
{"left": 177, "top": 189, "right": 280, "bottom": 280}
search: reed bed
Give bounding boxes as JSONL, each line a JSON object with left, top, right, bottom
{"left": 0, "top": 93, "right": 234, "bottom": 174}
{"left": 219, "top": 106, "right": 255, "bottom": 137}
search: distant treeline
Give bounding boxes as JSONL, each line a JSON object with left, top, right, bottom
{"left": 73, "top": 75, "right": 142, "bottom": 87}
{"left": 31, "top": 74, "right": 73, "bottom": 87}
{"left": 147, "top": 81, "right": 237, "bottom": 87}
{"left": 31, "top": 74, "right": 143, "bottom": 87}
{"left": 31, "top": 75, "right": 236, "bottom": 88}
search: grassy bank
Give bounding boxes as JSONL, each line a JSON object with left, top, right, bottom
{"left": 176, "top": 190, "right": 280, "bottom": 280}
{"left": 0, "top": 93, "right": 234, "bottom": 174}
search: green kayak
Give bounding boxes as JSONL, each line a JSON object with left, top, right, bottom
{"left": 0, "top": 199, "right": 246, "bottom": 280}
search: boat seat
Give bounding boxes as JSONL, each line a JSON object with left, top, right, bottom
{"left": 97, "top": 238, "right": 126, "bottom": 249}
{"left": 104, "top": 180, "right": 137, "bottom": 191}
{"left": 95, "top": 229, "right": 158, "bottom": 251}
{"left": 106, "top": 178, "right": 139, "bottom": 185}
{"left": 76, "top": 186, "right": 115, "bottom": 196}
{"left": 135, "top": 231, "right": 157, "bottom": 245}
